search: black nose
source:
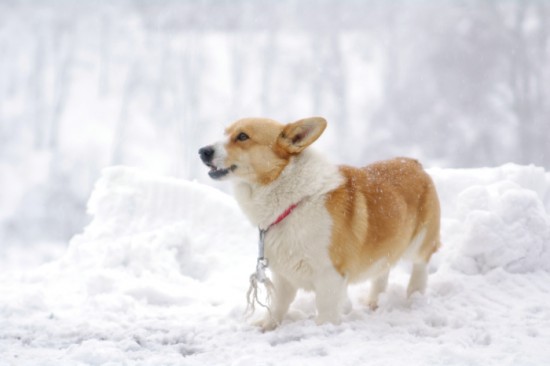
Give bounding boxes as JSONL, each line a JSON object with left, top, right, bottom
{"left": 199, "top": 146, "right": 215, "bottom": 163}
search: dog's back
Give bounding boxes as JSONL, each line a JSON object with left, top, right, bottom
{"left": 326, "top": 158, "right": 441, "bottom": 283}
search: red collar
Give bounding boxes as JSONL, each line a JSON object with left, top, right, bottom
{"left": 267, "top": 202, "right": 299, "bottom": 230}
{"left": 255, "top": 201, "right": 301, "bottom": 274}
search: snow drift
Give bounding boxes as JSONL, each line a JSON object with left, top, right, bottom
{"left": 1, "top": 164, "right": 549, "bottom": 365}
{"left": 433, "top": 164, "right": 550, "bottom": 274}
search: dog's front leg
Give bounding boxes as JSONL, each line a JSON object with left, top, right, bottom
{"left": 314, "top": 269, "right": 347, "bottom": 325}
{"left": 259, "top": 273, "right": 297, "bottom": 331}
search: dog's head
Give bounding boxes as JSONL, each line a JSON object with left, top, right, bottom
{"left": 199, "top": 117, "right": 326, "bottom": 185}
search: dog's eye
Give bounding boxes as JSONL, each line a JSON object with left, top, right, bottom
{"left": 236, "top": 132, "right": 249, "bottom": 142}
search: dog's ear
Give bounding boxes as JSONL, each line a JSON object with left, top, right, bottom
{"left": 277, "top": 117, "right": 327, "bottom": 154}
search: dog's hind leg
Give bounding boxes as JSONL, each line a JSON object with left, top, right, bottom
{"left": 407, "top": 234, "right": 440, "bottom": 298}
{"left": 407, "top": 262, "right": 427, "bottom": 297}
{"left": 407, "top": 181, "right": 441, "bottom": 298}
{"left": 342, "top": 289, "right": 353, "bottom": 314}
{"left": 366, "top": 270, "right": 389, "bottom": 310}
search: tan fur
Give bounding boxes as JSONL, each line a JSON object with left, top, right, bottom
{"left": 326, "top": 159, "right": 441, "bottom": 282}
{"left": 223, "top": 118, "right": 289, "bottom": 185}
{"left": 223, "top": 117, "right": 327, "bottom": 185}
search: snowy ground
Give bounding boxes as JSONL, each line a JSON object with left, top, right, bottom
{"left": 1, "top": 164, "right": 550, "bottom": 365}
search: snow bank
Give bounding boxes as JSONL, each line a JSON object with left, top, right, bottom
{"left": 430, "top": 164, "right": 550, "bottom": 274}
{"left": 59, "top": 166, "right": 257, "bottom": 313}
{"left": 1, "top": 164, "right": 549, "bottom": 365}
{"left": 66, "top": 166, "right": 252, "bottom": 280}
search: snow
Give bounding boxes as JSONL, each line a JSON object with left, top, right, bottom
{"left": 1, "top": 164, "right": 550, "bottom": 365}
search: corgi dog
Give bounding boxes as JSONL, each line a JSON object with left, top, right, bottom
{"left": 199, "top": 117, "right": 441, "bottom": 330}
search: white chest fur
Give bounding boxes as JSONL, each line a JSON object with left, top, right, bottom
{"left": 232, "top": 149, "right": 344, "bottom": 290}
{"left": 264, "top": 197, "right": 334, "bottom": 290}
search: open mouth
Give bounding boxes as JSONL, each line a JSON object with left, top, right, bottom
{"left": 207, "top": 164, "right": 236, "bottom": 180}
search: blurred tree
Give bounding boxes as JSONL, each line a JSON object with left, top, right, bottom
{"left": 1, "top": 0, "right": 549, "bottom": 249}
{"left": 505, "top": 0, "right": 550, "bottom": 167}
{"left": 368, "top": 0, "right": 549, "bottom": 167}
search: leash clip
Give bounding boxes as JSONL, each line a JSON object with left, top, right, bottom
{"left": 255, "top": 257, "right": 269, "bottom": 283}
{"left": 245, "top": 229, "right": 274, "bottom": 316}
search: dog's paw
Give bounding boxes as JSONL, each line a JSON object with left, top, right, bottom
{"left": 360, "top": 295, "right": 380, "bottom": 311}
{"left": 253, "top": 316, "right": 279, "bottom": 332}
{"left": 367, "top": 299, "right": 379, "bottom": 311}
